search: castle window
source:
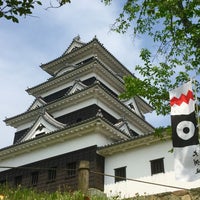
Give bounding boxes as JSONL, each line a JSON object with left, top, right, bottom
{"left": 31, "top": 171, "right": 39, "bottom": 186}
{"left": 114, "top": 166, "right": 126, "bottom": 183}
{"left": 48, "top": 167, "right": 57, "bottom": 182}
{"left": 35, "top": 132, "right": 46, "bottom": 137}
{"left": 66, "top": 162, "right": 76, "bottom": 177}
{"left": 15, "top": 175, "right": 22, "bottom": 186}
{"left": 150, "top": 158, "right": 165, "bottom": 175}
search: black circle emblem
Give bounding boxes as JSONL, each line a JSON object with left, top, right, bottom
{"left": 176, "top": 120, "right": 195, "bottom": 140}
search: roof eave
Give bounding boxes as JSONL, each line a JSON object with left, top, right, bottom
{"left": 0, "top": 117, "right": 129, "bottom": 161}
{"left": 5, "top": 84, "right": 154, "bottom": 133}
{"left": 40, "top": 38, "right": 136, "bottom": 78}
{"left": 97, "top": 133, "right": 171, "bottom": 156}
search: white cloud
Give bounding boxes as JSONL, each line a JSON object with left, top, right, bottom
{"left": 0, "top": 0, "right": 168, "bottom": 148}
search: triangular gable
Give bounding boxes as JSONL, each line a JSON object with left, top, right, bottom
{"left": 134, "top": 96, "right": 153, "bottom": 114}
{"left": 63, "top": 35, "right": 85, "bottom": 55}
{"left": 114, "top": 119, "right": 131, "bottom": 136}
{"left": 28, "top": 97, "right": 46, "bottom": 111}
{"left": 67, "top": 80, "right": 87, "bottom": 95}
{"left": 122, "top": 98, "right": 143, "bottom": 118}
{"left": 21, "top": 112, "right": 65, "bottom": 141}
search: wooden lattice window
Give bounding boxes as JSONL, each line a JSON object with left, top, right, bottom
{"left": 67, "top": 162, "right": 76, "bottom": 177}
{"left": 114, "top": 166, "right": 126, "bottom": 183}
{"left": 31, "top": 171, "right": 39, "bottom": 186}
{"left": 48, "top": 167, "right": 57, "bottom": 182}
{"left": 150, "top": 158, "right": 165, "bottom": 175}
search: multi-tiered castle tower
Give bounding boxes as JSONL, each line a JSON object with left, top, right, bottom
{"left": 0, "top": 36, "right": 154, "bottom": 192}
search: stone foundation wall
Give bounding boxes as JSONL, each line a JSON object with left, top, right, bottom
{"left": 132, "top": 187, "right": 200, "bottom": 200}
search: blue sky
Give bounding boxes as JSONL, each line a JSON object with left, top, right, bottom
{"left": 0, "top": 0, "right": 170, "bottom": 148}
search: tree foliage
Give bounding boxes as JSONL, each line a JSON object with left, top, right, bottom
{"left": 0, "top": 0, "right": 71, "bottom": 23}
{"left": 104, "top": 0, "right": 200, "bottom": 115}
{"left": 1, "top": 0, "right": 199, "bottom": 115}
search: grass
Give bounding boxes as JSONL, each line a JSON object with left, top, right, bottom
{"left": 0, "top": 185, "right": 111, "bottom": 200}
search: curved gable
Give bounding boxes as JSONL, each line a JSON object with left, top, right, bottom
{"left": 67, "top": 80, "right": 87, "bottom": 95}
{"left": 63, "top": 35, "right": 85, "bottom": 55}
{"left": 27, "top": 97, "right": 46, "bottom": 111}
{"left": 21, "top": 112, "right": 65, "bottom": 142}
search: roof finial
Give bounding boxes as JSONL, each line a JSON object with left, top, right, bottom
{"left": 74, "top": 35, "right": 80, "bottom": 41}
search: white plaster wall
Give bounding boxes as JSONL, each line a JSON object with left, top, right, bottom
{"left": 104, "top": 140, "right": 174, "bottom": 185}
{"left": 104, "top": 171, "right": 200, "bottom": 198}
{"left": 104, "top": 140, "right": 200, "bottom": 197}
{"left": 0, "top": 132, "right": 112, "bottom": 172}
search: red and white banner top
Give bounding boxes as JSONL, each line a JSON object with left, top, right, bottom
{"left": 169, "top": 81, "right": 195, "bottom": 115}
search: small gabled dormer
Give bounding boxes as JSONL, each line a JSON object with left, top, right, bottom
{"left": 63, "top": 35, "right": 85, "bottom": 55}
{"left": 122, "top": 98, "right": 144, "bottom": 118}
{"left": 27, "top": 97, "right": 46, "bottom": 111}
{"left": 55, "top": 63, "right": 76, "bottom": 77}
{"left": 114, "top": 118, "right": 131, "bottom": 136}
{"left": 41, "top": 79, "right": 89, "bottom": 103}
{"left": 21, "top": 111, "right": 65, "bottom": 142}
{"left": 67, "top": 79, "right": 87, "bottom": 95}
{"left": 114, "top": 118, "right": 139, "bottom": 137}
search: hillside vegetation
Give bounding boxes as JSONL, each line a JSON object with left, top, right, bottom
{"left": 1, "top": 185, "right": 199, "bottom": 200}
{"left": 0, "top": 186, "right": 111, "bottom": 200}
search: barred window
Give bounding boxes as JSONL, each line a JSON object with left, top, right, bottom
{"left": 114, "top": 166, "right": 126, "bottom": 183}
{"left": 150, "top": 158, "right": 165, "bottom": 175}
{"left": 67, "top": 162, "right": 76, "bottom": 177}
{"left": 31, "top": 171, "right": 39, "bottom": 186}
{"left": 35, "top": 132, "right": 45, "bottom": 137}
{"left": 48, "top": 167, "right": 57, "bottom": 182}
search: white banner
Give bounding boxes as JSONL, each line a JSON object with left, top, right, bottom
{"left": 169, "top": 81, "right": 200, "bottom": 181}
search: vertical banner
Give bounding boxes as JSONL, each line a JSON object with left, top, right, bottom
{"left": 169, "top": 81, "right": 200, "bottom": 181}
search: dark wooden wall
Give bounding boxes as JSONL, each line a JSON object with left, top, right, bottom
{"left": 0, "top": 145, "right": 104, "bottom": 192}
